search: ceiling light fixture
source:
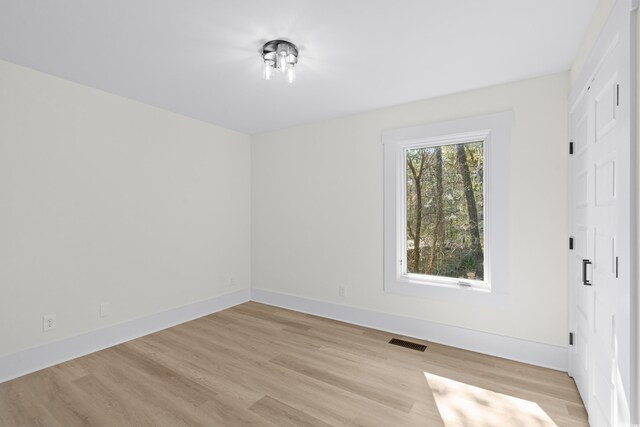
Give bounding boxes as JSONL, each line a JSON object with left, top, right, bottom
{"left": 262, "top": 39, "right": 298, "bottom": 83}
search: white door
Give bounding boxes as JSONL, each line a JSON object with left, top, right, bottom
{"left": 569, "top": 90, "right": 590, "bottom": 410}
{"left": 568, "top": 1, "right": 633, "bottom": 426}
{"left": 587, "top": 41, "right": 622, "bottom": 427}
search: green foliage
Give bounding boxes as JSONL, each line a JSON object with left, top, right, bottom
{"left": 405, "top": 141, "right": 484, "bottom": 280}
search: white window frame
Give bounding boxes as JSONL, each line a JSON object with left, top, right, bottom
{"left": 383, "top": 111, "right": 513, "bottom": 303}
{"left": 400, "top": 133, "right": 489, "bottom": 290}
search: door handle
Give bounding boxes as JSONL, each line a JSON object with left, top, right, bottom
{"left": 582, "top": 259, "right": 592, "bottom": 286}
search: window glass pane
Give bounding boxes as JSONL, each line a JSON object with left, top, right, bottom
{"left": 405, "top": 141, "right": 484, "bottom": 280}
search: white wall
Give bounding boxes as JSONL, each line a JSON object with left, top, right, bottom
{"left": 0, "top": 60, "right": 250, "bottom": 357}
{"left": 252, "top": 72, "right": 569, "bottom": 347}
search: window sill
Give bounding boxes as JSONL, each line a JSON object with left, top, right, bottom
{"left": 400, "top": 274, "right": 490, "bottom": 292}
{"left": 384, "top": 276, "right": 509, "bottom": 307}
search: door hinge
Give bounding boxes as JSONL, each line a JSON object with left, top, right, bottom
{"left": 615, "top": 256, "right": 618, "bottom": 278}
{"left": 569, "top": 332, "right": 574, "bottom": 346}
{"left": 569, "top": 142, "right": 574, "bottom": 154}
{"left": 569, "top": 237, "right": 574, "bottom": 250}
{"left": 616, "top": 84, "right": 620, "bottom": 106}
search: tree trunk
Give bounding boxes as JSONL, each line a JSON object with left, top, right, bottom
{"left": 407, "top": 152, "right": 429, "bottom": 273}
{"left": 427, "top": 146, "right": 444, "bottom": 274}
{"left": 407, "top": 159, "right": 422, "bottom": 273}
{"left": 456, "top": 144, "right": 483, "bottom": 275}
{"left": 412, "top": 180, "right": 422, "bottom": 272}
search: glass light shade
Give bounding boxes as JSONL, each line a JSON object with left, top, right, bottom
{"left": 277, "top": 55, "right": 286, "bottom": 72}
{"left": 263, "top": 62, "right": 274, "bottom": 80}
{"left": 286, "top": 67, "right": 296, "bottom": 84}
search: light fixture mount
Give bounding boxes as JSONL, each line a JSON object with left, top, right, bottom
{"left": 262, "top": 39, "right": 299, "bottom": 83}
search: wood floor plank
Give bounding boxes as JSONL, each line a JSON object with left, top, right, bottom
{"left": 270, "top": 353, "right": 415, "bottom": 413}
{"left": 249, "top": 395, "right": 333, "bottom": 427}
{"left": 0, "top": 302, "right": 588, "bottom": 426}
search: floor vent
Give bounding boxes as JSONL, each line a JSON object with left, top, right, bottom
{"left": 389, "top": 338, "right": 426, "bottom": 352}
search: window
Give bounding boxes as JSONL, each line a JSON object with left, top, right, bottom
{"left": 383, "top": 112, "right": 512, "bottom": 300}
{"left": 404, "top": 139, "right": 485, "bottom": 283}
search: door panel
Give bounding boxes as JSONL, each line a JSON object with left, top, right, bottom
{"left": 575, "top": 115, "right": 588, "bottom": 153}
{"left": 592, "top": 362, "right": 615, "bottom": 424}
{"left": 594, "top": 158, "right": 616, "bottom": 206}
{"left": 594, "top": 76, "right": 617, "bottom": 140}
{"left": 575, "top": 170, "right": 589, "bottom": 206}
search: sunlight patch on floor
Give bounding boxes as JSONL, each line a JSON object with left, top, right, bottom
{"left": 424, "top": 372, "right": 558, "bottom": 427}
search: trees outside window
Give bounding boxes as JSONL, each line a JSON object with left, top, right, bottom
{"left": 404, "top": 141, "right": 484, "bottom": 281}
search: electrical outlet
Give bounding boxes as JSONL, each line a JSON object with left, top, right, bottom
{"left": 43, "top": 314, "right": 57, "bottom": 331}
{"left": 339, "top": 286, "right": 347, "bottom": 298}
{"left": 100, "top": 302, "right": 111, "bottom": 318}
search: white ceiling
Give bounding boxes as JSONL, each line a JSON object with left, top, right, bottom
{"left": 0, "top": 0, "right": 597, "bottom": 134}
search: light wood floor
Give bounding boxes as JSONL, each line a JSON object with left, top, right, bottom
{"left": 0, "top": 302, "right": 588, "bottom": 426}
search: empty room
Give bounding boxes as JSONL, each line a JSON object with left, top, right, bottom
{"left": 0, "top": 0, "right": 638, "bottom": 426}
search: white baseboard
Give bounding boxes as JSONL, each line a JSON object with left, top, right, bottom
{"left": 0, "top": 287, "right": 568, "bottom": 384}
{"left": 0, "top": 288, "right": 250, "bottom": 384}
{"left": 251, "top": 289, "right": 568, "bottom": 371}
